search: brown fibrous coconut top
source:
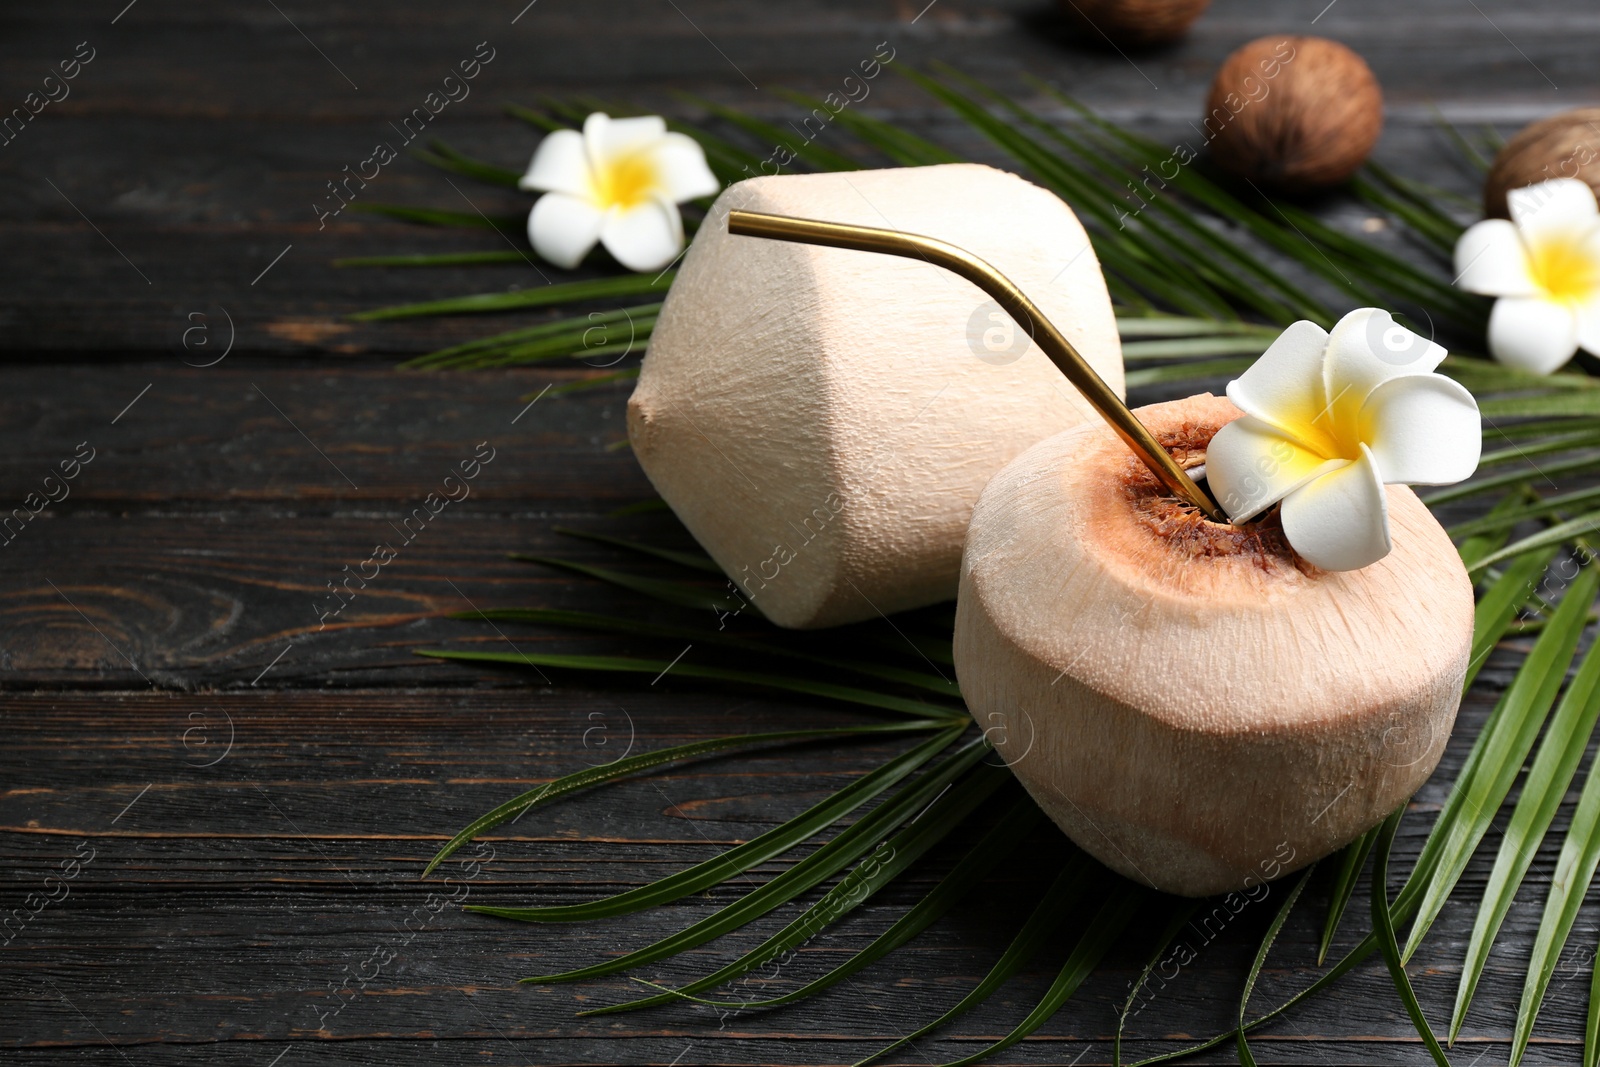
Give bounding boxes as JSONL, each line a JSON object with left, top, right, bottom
{"left": 1119, "top": 417, "right": 1308, "bottom": 572}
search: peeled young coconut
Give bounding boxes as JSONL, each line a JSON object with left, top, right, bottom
{"left": 1484, "top": 108, "right": 1600, "bottom": 219}
{"left": 628, "top": 164, "right": 1123, "bottom": 629}
{"left": 955, "top": 392, "right": 1472, "bottom": 897}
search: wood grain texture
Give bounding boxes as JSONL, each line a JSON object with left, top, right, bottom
{"left": 2, "top": 0, "right": 1596, "bottom": 1064}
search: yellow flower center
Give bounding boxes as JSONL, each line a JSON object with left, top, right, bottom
{"left": 1308, "top": 422, "right": 1361, "bottom": 463}
{"left": 592, "top": 151, "right": 660, "bottom": 211}
{"left": 1528, "top": 232, "right": 1600, "bottom": 303}
{"left": 1288, "top": 386, "right": 1366, "bottom": 465}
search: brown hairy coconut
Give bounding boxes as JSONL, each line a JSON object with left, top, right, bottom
{"left": 955, "top": 392, "right": 1473, "bottom": 897}
{"left": 1057, "top": 0, "right": 1211, "bottom": 48}
{"left": 1206, "top": 35, "right": 1383, "bottom": 192}
{"left": 1484, "top": 108, "right": 1600, "bottom": 219}
{"left": 628, "top": 164, "right": 1123, "bottom": 629}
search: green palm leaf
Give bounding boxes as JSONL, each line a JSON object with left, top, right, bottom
{"left": 352, "top": 272, "right": 670, "bottom": 321}
{"left": 1319, "top": 827, "right": 1377, "bottom": 965}
{"left": 415, "top": 648, "right": 964, "bottom": 719}
{"left": 552, "top": 526, "right": 722, "bottom": 573}
{"left": 453, "top": 607, "right": 960, "bottom": 697}
{"left": 348, "top": 202, "right": 523, "bottom": 231}
{"left": 547, "top": 366, "right": 639, "bottom": 396}
{"left": 1403, "top": 563, "right": 1600, "bottom": 960}
{"left": 774, "top": 88, "right": 962, "bottom": 167}
{"left": 400, "top": 304, "right": 660, "bottom": 369}
{"left": 1463, "top": 547, "right": 1555, "bottom": 689}
{"left": 411, "top": 138, "right": 523, "bottom": 187}
{"left": 1115, "top": 902, "right": 1200, "bottom": 1067}
{"left": 335, "top": 250, "right": 528, "bottom": 268}
{"left": 1372, "top": 808, "right": 1453, "bottom": 1067}
{"left": 856, "top": 860, "right": 1094, "bottom": 1067}
{"left": 1425, "top": 453, "right": 1600, "bottom": 507}
{"left": 446, "top": 723, "right": 964, "bottom": 919}
{"left": 684, "top": 96, "right": 865, "bottom": 174}
{"left": 1513, "top": 727, "right": 1600, "bottom": 1065}
{"left": 586, "top": 771, "right": 1021, "bottom": 1015}
{"left": 510, "top": 552, "right": 742, "bottom": 611}
{"left": 637, "top": 794, "right": 1044, "bottom": 1011}
{"left": 1454, "top": 630, "right": 1600, "bottom": 1039}
{"left": 1470, "top": 513, "right": 1600, "bottom": 574}
{"left": 493, "top": 741, "right": 997, "bottom": 983}
{"left": 422, "top": 719, "right": 943, "bottom": 876}
{"left": 940, "top": 886, "right": 1147, "bottom": 1067}
{"left": 1237, "top": 865, "right": 1317, "bottom": 1067}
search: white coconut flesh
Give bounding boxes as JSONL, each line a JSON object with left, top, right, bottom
{"left": 955, "top": 392, "right": 1474, "bottom": 897}
{"left": 627, "top": 163, "right": 1123, "bottom": 629}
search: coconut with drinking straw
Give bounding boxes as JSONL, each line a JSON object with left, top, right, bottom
{"left": 724, "top": 212, "right": 1482, "bottom": 896}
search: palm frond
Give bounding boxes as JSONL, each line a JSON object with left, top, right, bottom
{"left": 1319, "top": 828, "right": 1377, "bottom": 965}
{"left": 349, "top": 202, "right": 522, "bottom": 231}
{"left": 422, "top": 719, "right": 940, "bottom": 876}
{"left": 1237, "top": 865, "right": 1317, "bottom": 1066}
{"left": 335, "top": 250, "right": 528, "bottom": 268}
{"left": 353, "top": 273, "right": 669, "bottom": 322}
{"left": 439, "top": 723, "right": 964, "bottom": 917}
{"left": 496, "top": 741, "right": 997, "bottom": 983}
{"left": 1453, "top": 633, "right": 1600, "bottom": 1038}
{"left": 941, "top": 887, "right": 1147, "bottom": 1067}
{"left": 633, "top": 795, "right": 1045, "bottom": 1012}
{"left": 859, "top": 860, "right": 1094, "bottom": 1067}
{"left": 411, "top": 138, "right": 523, "bottom": 187}
{"left": 1403, "top": 563, "right": 1600, "bottom": 960}
{"left": 416, "top": 648, "right": 963, "bottom": 720}
{"left": 1516, "top": 733, "right": 1600, "bottom": 1066}
{"left": 453, "top": 607, "right": 959, "bottom": 697}
{"left": 584, "top": 769, "right": 1018, "bottom": 1015}
{"left": 1372, "top": 809, "right": 1453, "bottom": 1067}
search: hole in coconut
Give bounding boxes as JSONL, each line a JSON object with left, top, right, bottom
{"left": 1120, "top": 428, "right": 1301, "bottom": 568}
{"left": 1182, "top": 463, "right": 1230, "bottom": 526}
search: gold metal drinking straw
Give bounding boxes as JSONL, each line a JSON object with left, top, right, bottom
{"left": 726, "top": 209, "right": 1229, "bottom": 524}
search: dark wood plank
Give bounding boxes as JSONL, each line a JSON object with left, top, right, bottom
{"left": 4, "top": 0, "right": 1600, "bottom": 1064}
{"left": 2, "top": 687, "right": 1592, "bottom": 1066}
{"left": 1, "top": 0, "right": 1595, "bottom": 357}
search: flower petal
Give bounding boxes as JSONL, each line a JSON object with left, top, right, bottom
{"left": 1508, "top": 178, "right": 1600, "bottom": 240}
{"left": 654, "top": 131, "right": 721, "bottom": 202}
{"left": 1576, "top": 290, "right": 1600, "bottom": 355}
{"left": 1487, "top": 295, "right": 1580, "bottom": 375}
{"left": 1223, "top": 320, "right": 1333, "bottom": 451}
{"left": 1205, "top": 414, "right": 1350, "bottom": 524}
{"left": 584, "top": 112, "right": 668, "bottom": 166}
{"left": 1280, "top": 444, "right": 1391, "bottom": 572}
{"left": 1454, "top": 218, "right": 1538, "bottom": 297}
{"left": 519, "top": 128, "right": 591, "bottom": 196}
{"left": 1359, "top": 373, "right": 1482, "bottom": 486}
{"left": 599, "top": 197, "right": 684, "bottom": 272}
{"left": 1323, "top": 308, "right": 1448, "bottom": 426}
{"left": 528, "top": 192, "right": 605, "bottom": 269}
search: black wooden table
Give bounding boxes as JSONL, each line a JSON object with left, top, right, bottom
{"left": 4, "top": 2, "right": 1597, "bottom": 1064}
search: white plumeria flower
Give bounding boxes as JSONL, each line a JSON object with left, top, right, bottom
{"left": 1454, "top": 177, "right": 1600, "bottom": 375}
{"left": 1206, "top": 308, "right": 1481, "bottom": 571}
{"left": 519, "top": 112, "right": 720, "bottom": 272}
